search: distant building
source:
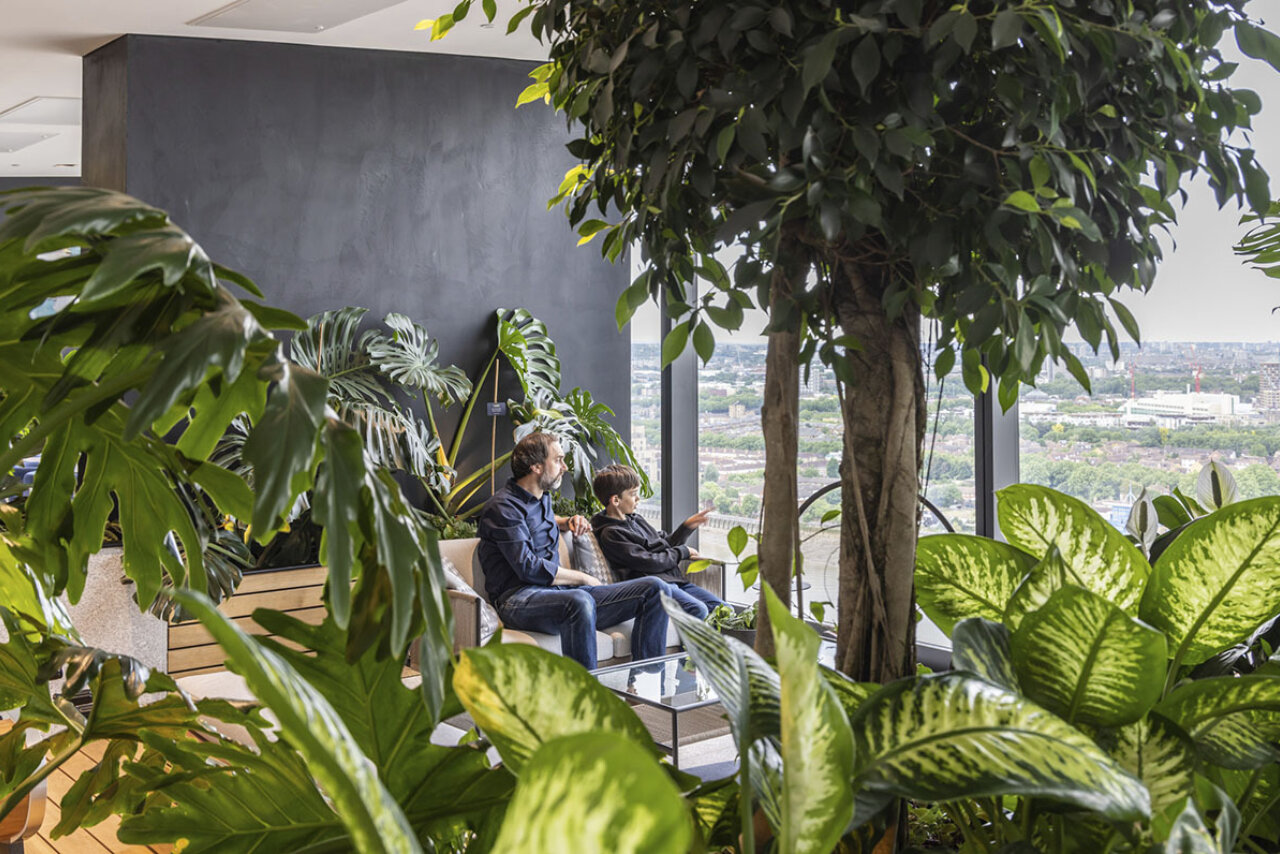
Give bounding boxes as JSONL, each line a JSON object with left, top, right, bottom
{"left": 1260, "top": 362, "right": 1280, "bottom": 410}
{"left": 1120, "top": 390, "right": 1239, "bottom": 427}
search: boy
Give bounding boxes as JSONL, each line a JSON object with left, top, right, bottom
{"left": 591, "top": 465, "right": 728, "bottom": 619}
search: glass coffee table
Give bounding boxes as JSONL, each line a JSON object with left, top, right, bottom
{"left": 592, "top": 652, "right": 730, "bottom": 768}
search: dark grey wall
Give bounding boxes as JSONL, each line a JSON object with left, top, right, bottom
{"left": 83, "top": 35, "right": 630, "bottom": 498}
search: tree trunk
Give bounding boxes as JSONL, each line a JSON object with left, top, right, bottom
{"left": 755, "top": 268, "right": 801, "bottom": 659}
{"left": 833, "top": 259, "right": 925, "bottom": 683}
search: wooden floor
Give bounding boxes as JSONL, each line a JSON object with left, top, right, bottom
{"left": 21, "top": 740, "right": 170, "bottom": 854}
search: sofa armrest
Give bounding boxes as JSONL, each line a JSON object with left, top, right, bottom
{"left": 447, "top": 588, "right": 483, "bottom": 652}
{"left": 680, "top": 559, "right": 726, "bottom": 601}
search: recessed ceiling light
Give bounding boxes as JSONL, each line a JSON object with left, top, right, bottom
{"left": 53, "top": 163, "right": 77, "bottom": 168}
{"left": 0, "top": 97, "right": 81, "bottom": 126}
{"left": 188, "top": 0, "right": 408, "bottom": 33}
{"left": 0, "top": 132, "right": 57, "bottom": 154}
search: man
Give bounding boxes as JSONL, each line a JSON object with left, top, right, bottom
{"left": 477, "top": 432, "right": 670, "bottom": 670}
{"left": 591, "top": 464, "right": 727, "bottom": 619}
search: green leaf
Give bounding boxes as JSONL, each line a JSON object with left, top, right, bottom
{"left": 1105, "top": 714, "right": 1196, "bottom": 816}
{"left": 1196, "top": 459, "right": 1238, "bottom": 510}
{"left": 950, "top": 618, "right": 1019, "bottom": 693}
{"left": 850, "top": 37, "right": 880, "bottom": 93}
{"left": 915, "top": 534, "right": 1037, "bottom": 636}
{"left": 491, "top": 733, "right": 693, "bottom": 854}
{"left": 764, "top": 585, "right": 855, "bottom": 854}
{"left": 1236, "top": 22, "right": 1280, "bottom": 75}
{"left": 242, "top": 364, "right": 327, "bottom": 534}
{"left": 801, "top": 31, "right": 839, "bottom": 95}
{"left": 661, "top": 320, "right": 690, "bottom": 368}
{"left": 850, "top": 672, "right": 1149, "bottom": 820}
{"left": 992, "top": 9, "right": 1023, "bottom": 49}
{"left": 1004, "top": 191, "right": 1040, "bottom": 213}
{"left": 365, "top": 313, "right": 472, "bottom": 407}
{"left": 727, "top": 525, "right": 749, "bottom": 558}
{"left": 997, "top": 484, "right": 1150, "bottom": 613}
{"left": 1003, "top": 546, "right": 1071, "bottom": 632}
{"left": 453, "top": 643, "right": 655, "bottom": 775}
{"left": 1109, "top": 298, "right": 1141, "bottom": 344}
{"left": 1156, "top": 676, "right": 1280, "bottom": 769}
{"left": 1141, "top": 497, "right": 1280, "bottom": 667}
{"left": 952, "top": 10, "right": 977, "bottom": 52}
{"left": 1010, "top": 586, "right": 1167, "bottom": 727}
{"left": 692, "top": 321, "right": 715, "bottom": 364}
{"left": 173, "top": 590, "right": 421, "bottom": 854}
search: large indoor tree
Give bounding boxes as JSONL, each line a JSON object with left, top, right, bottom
{"left": 434, "top": 0, "right": 1279, "bottom": 678}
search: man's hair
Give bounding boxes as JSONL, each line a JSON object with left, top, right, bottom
{"left": 510, "top": 431, "right": 559, "bottom": 479}
{"left": 593, "top": 464, "right": 641, "bottom": 506}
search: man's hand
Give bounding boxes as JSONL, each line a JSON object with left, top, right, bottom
{"left": 553, "top": 567, "right": 603, "bottom": 587}
{"left": 557, "top": 514, "right": 591, "bottom": 536}
{"left": 683, "top": 509, "right": 712, "bottom": 529}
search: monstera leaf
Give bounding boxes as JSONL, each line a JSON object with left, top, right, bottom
{"left": 452, "top": 643, "right": 655, "bottom": 774}
{"left": 997, "top": 485, "right": 1150, "bottom": 613}
{"left": 915, "top": 534, "right": 1036, "bottom": 635}
{"left": 1011, "top": 586, "right": 1167, "bottom": 728}
{"left": 366, "top": 312, "right": 472, "bottom": 407}
{"left": 1142, "top": 497, "right": 1280, "bottom": 670}
{"left": 1156, "top": 675, "right": 1280, "bottom": 769}
{"left": 490, "top": 733, "right": 693, "bottom": 854}
{"left": 495, "top": 308, "right": 561, "bottom": 399}
{"left": 849, "top": 672, "right": 1150, "bottom": 821}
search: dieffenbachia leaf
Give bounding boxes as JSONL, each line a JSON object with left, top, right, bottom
{"left": 1003, "top": 546, "right": 1071, "bottom": 632}
{"left": 490, "top": 733, "right": 693, "bottom": 854}
{"left": 951, "top": 618, "right": 1019, "bottom": 693}
{"left": 452, "top": 642, "right": 655, "bottom": 775}
{"left": 1155, "top": 675, "right": 1280, "bottom": 769}
{"left": 1104, "top": 714, "right": 1196, "bottom": 816}
{"left": 1011, "top": 586, "right": 1166, "bottom": 728}
{"left": 998, "top": 484, "right": 1150, "bottom": 613}
{"left": 173, "top": 591, "right": 421, "bottom": 854}
{"left": 764, "top": 585, "right": 854, "bottom": 854}
{"left": 1141, "top": 497, "right": 1280, "bottom": 668}
{"left": 914, "top": 534, "right": 1036, "bottom": 635}
{"left": 849, "top": 672, "right": 1150, "bottom": 821}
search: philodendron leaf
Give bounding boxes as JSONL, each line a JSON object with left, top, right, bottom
{"left": 850, "top": 673, "right": 1150, "bottom": 821}
{"left": 491, "top": 733, "right": 693, "bottom": 854}
{"left": 1011, "top": 586, "right": 1167, "bottom": 728}
{"left": 452, "top": 643, "right": 654, "bottom": 775}
{"left": 1003, "top": 547, "right": 1071, "bottom": 632}
{"left": 173, "top": 591, "right": 420, "bottom": 854}
{"left": 998, "top": 485, "right": 1150, "bottom": 613}
{"left": 764, "top": 585, "right": 855, "bottom": 854}
{"left": 1141, "top": 497, "right": 1280, "bottom": 668}
{"left": 1105, "top": 714, "right": 1196, "bottom": 817}
{"left": 1155, "top": 675, "right": 1280, "bottom": 769}
{"left": 914, "top": 534, "right": 1036, "bottom": 635}
{"left": 951, "top": 618, "right": 1018, "bottom": 692}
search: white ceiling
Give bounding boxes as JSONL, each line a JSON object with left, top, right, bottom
{"left": 0, "top": 0, "right": 547, "bottom": 177}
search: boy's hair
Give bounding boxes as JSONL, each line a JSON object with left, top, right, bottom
{"left": 593, "top": 464, "right": 641, "bottom": 506}
{"left": 510, "top": 432, "right": 559, "bottom": 479}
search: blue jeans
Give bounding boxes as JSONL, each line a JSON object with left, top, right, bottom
{"left": 496, "top": 577, "right": 670, "bottom": 670}
{"left": 667, "top": 581, "right": 727, "bottom": 620}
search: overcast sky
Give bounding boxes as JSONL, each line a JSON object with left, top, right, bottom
{"left": 631, "top": 46, "right": 1280, "bottom": 346}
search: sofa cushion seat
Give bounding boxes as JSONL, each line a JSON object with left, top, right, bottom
{"left": 516, "top": 627, "right": 616, "bottom": 660}
{"left": 606, "top": 619, "right": 682, "bottom": 659}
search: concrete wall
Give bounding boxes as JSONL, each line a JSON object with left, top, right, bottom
{"left": 83, "top": 35, "right": 630, "bottom": 499}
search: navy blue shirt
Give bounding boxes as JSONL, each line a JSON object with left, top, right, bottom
{"left": 477, "top": 478, "right": 561, "bottom": 604}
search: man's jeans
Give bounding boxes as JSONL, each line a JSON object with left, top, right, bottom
{"left": 496, "top": 577, "right": 670, "bottom": 670}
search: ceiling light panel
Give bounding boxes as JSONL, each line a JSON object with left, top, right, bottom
{"left": 0, "top": 132, "right": 56, "bottom": 153}
{"left": 0, "top": 97, "right": 81, "bottom": 126}
{"left": 188, "top": 0, "right": 409, "bottom": 33}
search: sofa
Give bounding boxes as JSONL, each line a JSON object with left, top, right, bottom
{"left": 440, "top": 532, "right": 726, "bottom": 664}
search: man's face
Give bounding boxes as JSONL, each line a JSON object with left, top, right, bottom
{"left": 536, "top": 441, "right": 566, "bottom": 491}
{"left": 614, "top": 486, "right": 640, "bottom": 516}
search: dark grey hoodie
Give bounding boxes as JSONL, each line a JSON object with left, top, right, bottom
{"left": 590, "top": 512, "right": 694, "bottom": 583}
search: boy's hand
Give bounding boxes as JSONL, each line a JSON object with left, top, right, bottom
{"left": 558, "top": 514, "right": 590, "bottom": 536}
{"left": 683, "top": 509, "right": 711, "bottom": 529}
{"left": 686, "top": 548, "right": 702, "bottom": 560}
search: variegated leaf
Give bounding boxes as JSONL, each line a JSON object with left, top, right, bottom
{"left": 1141, "top": 497, "right": 1280, "bottom": 667}
{"left": 1155, "top": 675, "right": 1280, "bottom": 769}
{"left": 1105, "top": 714, "right": 1196, "bottom": 816}
{"left": 765, "top": 586, "right": 855, "bottom": 854}
{"left": 1003, "top": 547, "right": 1070, "bottom": 632}
{"left": 850, "top": 673, "right": 1149, "bottom": 821}
{"left": 951, "top": 618, "right": 1018, "bottom": 692}
{"left": 1196, "top": 460, "right": 1239, "bottom": 511}
{"left": 1162, "top": 798, "right": 1218, "bottom": 854}
{"left": 915, "top": 534, "right": 1036, "bottom": 636}
{"left": 997, "top": 485, "right": 1150, "bottom": 613}
{"left": 491, "top": 733, "right": 693, "bottom": 854}
{"left": 1011, "top": 586, "right": 1166, "bottom": 727}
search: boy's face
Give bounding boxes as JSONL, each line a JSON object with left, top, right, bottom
{"left": 613, "top": 486, "right": 640, "bottom": 515}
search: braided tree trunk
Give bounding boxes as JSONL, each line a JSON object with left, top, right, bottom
{"left": 833, "top": 259, "right": 925, "bottom": 683}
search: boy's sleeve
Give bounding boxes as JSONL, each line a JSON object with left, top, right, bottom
{"left": 598, "top": 526, "right": 689, "bottom": 576}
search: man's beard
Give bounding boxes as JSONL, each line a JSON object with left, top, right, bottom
{"left": 539, "top": 471, "right": 562, "bottom": 492}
